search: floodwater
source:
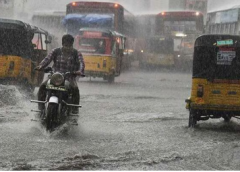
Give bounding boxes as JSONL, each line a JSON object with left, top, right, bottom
{"left": 1, "top": 69, "right": 240, "bottom": 170}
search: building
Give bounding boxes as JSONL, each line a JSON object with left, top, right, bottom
{"left": 168, "top": 0, "right": 208, "bottom": 23}
{"left": 186, "top": 0, "right": 207, "bottom": 12}
{"left": 208, "top": 0, "right": 240, "bottom": 12}
{"left": 206, "top": 6, "right": 240, "bottom": 35}
{"left": 169, "top": 0, "right": 207, "bottom": 13}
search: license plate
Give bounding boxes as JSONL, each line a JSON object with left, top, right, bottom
{"left": 217, "top": 51, "right": 236, "bottom": 65}
{"left": 46, "top": 86, "right": 66, "bottom": 91}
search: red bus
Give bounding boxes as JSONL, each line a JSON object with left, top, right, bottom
{"left": 155, "top": 11, "right": 204, "bottom": 70}
{"left": 64, "top": 1, "right": 135, "bottom": 36}
{"left": 156, "top": 11, "right": 204, "bottom": 36}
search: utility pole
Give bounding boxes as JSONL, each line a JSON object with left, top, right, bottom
{"left": 22, "top": 0, "right": 28, "bottom": 13}
{"left": 0, "top": 0, "right": 14, "bottom": 18}
{"left": 143, "top": 0, "right": 150, "bottom": 11}
{"left": 169, "top": 0, "right": 186, "bottom": 10}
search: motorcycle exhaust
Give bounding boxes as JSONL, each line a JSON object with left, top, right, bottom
{"left": 62, "top": 100, "right": 82, "bottom": 108}
{"left": 30, "top": 100, "right": 47, "bottom": 104}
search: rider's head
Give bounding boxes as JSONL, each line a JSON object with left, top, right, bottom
{"left": 62, "top": 34, "right": 74, "bottom": 48}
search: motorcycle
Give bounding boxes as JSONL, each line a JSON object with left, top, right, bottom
{"left": 31, "top": 67, "right": 84, "bottom": 132}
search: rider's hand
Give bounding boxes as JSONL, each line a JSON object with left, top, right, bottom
{"left": 34, "top": 65, "right": 42, "bottom": 70}
{"left": 73, "top": 71, "right": 83, "bottom": 75}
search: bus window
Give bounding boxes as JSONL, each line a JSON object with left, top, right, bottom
{"left": 231, "top": 23, "right": 236, "bottom": 34}
{"left": 95, "top": 40, "right": 106, "bottom": 54}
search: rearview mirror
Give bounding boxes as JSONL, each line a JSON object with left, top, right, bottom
{"left": 45, "top": 40, "right": 51, "bottom": 44}
{"left": 45, "top": 35, "right": 52, "bottom": 44}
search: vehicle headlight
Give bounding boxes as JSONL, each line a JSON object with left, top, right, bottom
{"left": 50, "top": 73, "right": 64, "bottom": 86}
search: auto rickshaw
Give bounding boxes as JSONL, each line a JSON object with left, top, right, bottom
{"left": 75, "top": 28, "right": 126, "bottom": 83}
{"left": 0, "top": 18, "right": 51, "bottom": 90}
{"left": 186, "top": 34, "right": 240, "bottom": 128}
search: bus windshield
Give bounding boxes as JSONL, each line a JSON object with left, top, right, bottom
{"left": 63, "top": 13, "right": 114, "bottom": 36}
{"left": 146, "top": 38, "right": 174, "bottom": 54}
{"left": 164, "top": 21, "right": 197, "bottom": 33}
{"left": 79, "top": 38, "right": 106, "bottom": 54}
{"left": 180, "top": 34, "right": 195, "bottom": 55}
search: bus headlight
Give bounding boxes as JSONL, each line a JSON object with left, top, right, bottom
{"left": 50, "top": 73, "right": 64, "bottom": 86}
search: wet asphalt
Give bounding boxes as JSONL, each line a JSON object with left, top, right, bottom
{"left": 1, "top": 68, "right": 240, "bottom": 170}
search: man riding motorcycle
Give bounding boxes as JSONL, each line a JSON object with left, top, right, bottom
{"left": 35, "top": 34, "right": 85, "bottom": 124}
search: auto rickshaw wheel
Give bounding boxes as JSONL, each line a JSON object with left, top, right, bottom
{"left": 103, "top": 75, "right": 107, "bottom": 80}
{"left": 188, "top": 109, "right": 197, "bottom": 128}
{"left": 139, "top": 61, "right": 145, "bottom": 68}
{"left": 223, "top": 115, "right": 232, "bottom": 122}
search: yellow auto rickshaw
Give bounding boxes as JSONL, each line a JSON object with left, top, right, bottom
{"left": 75, "top": 28, "right": 126, "bottom": 83}
{"left": 186, "top": 34, "right": 240, "bottom": 128}
{"left": 0, "top": 18, "right": 51, "bottom": 90}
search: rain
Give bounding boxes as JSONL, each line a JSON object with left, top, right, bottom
{"left": 1, "top": 0, "right": 240, "bottom": 170}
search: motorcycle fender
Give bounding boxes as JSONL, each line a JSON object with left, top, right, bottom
{"left": 49, "top": 96, "right": 59, "bottom": 104}
{"left": 47, "top": 79, "right": 51, "bottom": 85}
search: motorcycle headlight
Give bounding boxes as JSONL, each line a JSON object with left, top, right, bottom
{"left": 50, "top": 73, "right": 64, "bottom": 86}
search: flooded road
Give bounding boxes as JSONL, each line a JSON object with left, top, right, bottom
{"left": 1, "top": 69, "right": 240, "bottom": 170}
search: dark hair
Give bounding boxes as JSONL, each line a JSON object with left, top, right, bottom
{"left": 62, "top": 34, "right": 74, "bottom": 46}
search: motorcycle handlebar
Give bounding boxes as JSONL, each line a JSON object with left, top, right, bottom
{"left": 34, "top": 67, "right": 86, "bottom": 77}
{"left": 35, "top": 67, "right": 85, "bottom": 77}
{"left": 65, "top": 72, "right": 85, "bottom": 77}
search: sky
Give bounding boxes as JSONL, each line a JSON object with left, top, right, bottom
{"left": 12, "top": 0, "right": 240, "bottom": 21}
{"left": 15, "top": 0, "right": 169, "bottom": 16}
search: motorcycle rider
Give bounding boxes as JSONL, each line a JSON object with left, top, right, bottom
{"left": 35, "top": 34, "right": 85, "bottom": 124}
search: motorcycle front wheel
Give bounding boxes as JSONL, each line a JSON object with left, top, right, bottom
{"left": 46, "top": 103, "right": 58, "bottom": 132}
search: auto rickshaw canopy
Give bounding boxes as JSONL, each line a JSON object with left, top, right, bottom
{"left": 0, "top": 18, "right": 49, "bottom": 58}
{"left": 193, "top": 34, "right": 240, "bottom": 80}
